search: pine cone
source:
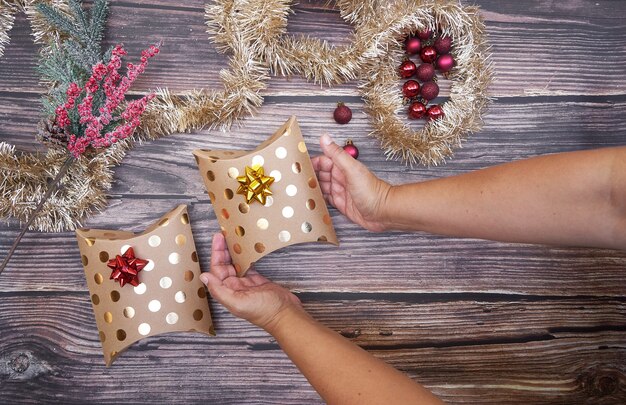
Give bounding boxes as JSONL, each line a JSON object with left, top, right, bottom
{"left": 37, "top": 118, "right": 68, "bottom": 147}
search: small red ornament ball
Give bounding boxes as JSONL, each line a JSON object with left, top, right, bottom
{"left": 408, "top": 101, "right": 427, "bottom": 119}
{"left": 419, "top": 46, "right": 437, "bottom": 64}
{"left": 399, "top": 59, "right": 417, "bottom": 78}
{"left": 333, "top": 103, "right": 352, "bottom": 124}
{"left": 436, "top": 54, "right": 455, "bottom": 72}
{"left": 427, "top": 105, "right": 445, "bottom": 120}
{"left": 402, "top": 80, "right": 421, "bottom": 98}
{"left": 405, "top": 37, "right": 421, "bottom": 55}
{"left": 417, "top": 29, "right": 432, "bottom": 40}
{"left": 420, "top": 81, "right": 440, "bottom": 101}
{"left": 416, "top": 63, "right": 435, "bottom": 82}
{"left": 434, "top": 36, "right": 452, "bottom": 54}
{"left": 343, "top": 140, "right": 359, "bottom": 159}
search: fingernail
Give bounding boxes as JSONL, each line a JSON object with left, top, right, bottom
{"left": 199, "top": 273, "right": 209, "bottom": 284}
{"left": 321, "top": 133, "right": 333, "bottom": 146}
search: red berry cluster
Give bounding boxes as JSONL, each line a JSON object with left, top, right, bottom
{"left": 398, "top": 29, "right": 454, "bottom": 121}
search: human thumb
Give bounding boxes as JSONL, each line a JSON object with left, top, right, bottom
{"left": 320, "top": 133, "right": 358, "bottom": 174}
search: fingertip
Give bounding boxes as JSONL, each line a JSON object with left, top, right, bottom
{"left": 199, "top": 272, "right": 209, "bottom": 285}
{"left": 206, "top": 273, "right": 236, "bottom": 306}
{"left": 205, "top": 272, "right": 220, "bottom": 286}
{"left": 205, "top": 272, "right": 225, "bottom": 294}
{"left": 320, "top": 133, "right": 334, "bottom": 147}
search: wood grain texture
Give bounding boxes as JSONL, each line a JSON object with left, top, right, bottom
{"left": 0, "top": 295, "right": 624, "bottom": 404}
{"left": 1, "top": 0, "right": 626, "bottom": 97}
{"left": 0, "top": 0, "right": 625, "bottom": 404}
{"left": 1, "top": 197, "right": 625, "bottom": 296}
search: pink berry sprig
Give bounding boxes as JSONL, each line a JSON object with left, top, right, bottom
{"left": 54, "top": 43, "right": 160, "bottom": 157}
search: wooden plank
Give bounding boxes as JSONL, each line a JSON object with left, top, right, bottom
{"left": 2, "top": 293, "right": 623, "bottom": 347}
{"left": 390, "top": 332, "right": 626, "bottom": 404}
{"left": 0, "top": 294, "right": 624, "bottom": 403}
{"left": 1, "top": 1, "right": 625, "bottom": 404}
{"left": 0, "top": 1, "right": 625, "bottom": 97}
{"left": 0, "top": 196, "right": 624, "bottom": 295}
{"left": 2, "top": 92, "right": 626, "bottom": 168}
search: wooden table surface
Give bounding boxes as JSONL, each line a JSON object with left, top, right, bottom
{"left": 1, "top": 1, "right": 625, "bottom": 403}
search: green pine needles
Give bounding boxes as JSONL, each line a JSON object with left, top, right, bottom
{"left": 36, "top": 0, "right": 110, "bottom": 116}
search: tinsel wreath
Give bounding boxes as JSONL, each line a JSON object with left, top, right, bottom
{"left": 0, "top": 0, "right": 491, "bottom": 232}
{"left": 208, "top": 0, "right": 492, "bottom": 165}
{"left": 361, "top": 1, "right": 492, "bottom": 165}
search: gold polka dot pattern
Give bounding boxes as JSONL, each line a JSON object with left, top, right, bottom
{"left": 123, "top": 307, "right": 135, "bottom": 319}
{"left": 110, "top": 290, "right": 120, "bottom": 302}
{"left": 252, "top": 155, "right": 264, "bottom": 167}
{"left": 144, "top": 260, "right": 155, "bottom": 271}
{"left": 269, "top": 170, "right": 282, "bottom": 182}
{"left": 138, "top": 323, "right": 151, "bottom": 336}
{"left": 148, "top": 235, "right": 161, "bottom": 247}
{"left": 193, "top": 116, "right": 338, "bottom": 276}
{"left": 75, "top": 204, "right": 215, "bottom": 367}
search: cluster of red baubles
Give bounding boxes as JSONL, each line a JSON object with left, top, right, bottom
{"left": 399, "top": 29, "right": 454, "bottom": 121}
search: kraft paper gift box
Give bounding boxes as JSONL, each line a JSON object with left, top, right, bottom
{"left": 193, "top": 116, "right": 338, "bottom": 276}
{"left": 76, "top": 205, "right": 214, "bottom": 366}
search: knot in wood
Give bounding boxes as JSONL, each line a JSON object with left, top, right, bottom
{"left": 8, "top": 353, "right": 30, "bottom": 374}
{"left": 594, "top": 373, "right": 619, "bottom": 396}
{"left": 579, "top": 368, "right": 621, "bottom": 398}
{"left": 340, "top": 328, "right": 361, "bottom": 339}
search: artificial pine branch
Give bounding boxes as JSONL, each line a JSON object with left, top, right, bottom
{"left": 37, "top": 47, "right": 85, "bottom": 88}
{"left": 36, "top": 0, "right": 108, "bottom": 82}
{"left": 68, "top": 0, "right": 89, "bottom": 36}
{"left": 37, "top": 0, "right": 111, "bottom": 120}
{"left": 89, "top": 0, "right": 109, "bottom": 44}
{"left": 64, "top": 39, "right": 97, "bottom": 70}
{"left": 67, "top": 0, "right": 100, "bottom": 62}
{"left": 36, "top": 3, "right": 80, "bottom": 38}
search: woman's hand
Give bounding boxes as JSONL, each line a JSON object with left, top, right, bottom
{"left": 312, "top": 134, "right": 392, "bottom": 232}
{"left": 199, "top": 233, "right": 302, "bottom": 332}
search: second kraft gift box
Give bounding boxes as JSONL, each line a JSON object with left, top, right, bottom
{"left": 193, "top": 116, "right": 339, "bottom": 276}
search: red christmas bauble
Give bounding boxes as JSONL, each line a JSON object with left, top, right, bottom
{"left": 402, "top": 80, "right": 421, "bottom": 98}
{"left": 436, "top": 54, "right": 455, "bottom": 72}
{"left": 399, "top": 60, "right": 417, "bottom": 78}
{"left": 333, "top": 103, "right": 352, "bottom": 124}
{"left": 434, "top": 36, "right": 452, "bottom": 54}
{"left": 427, "top": 105, "right": 445, "bottom": 120}
{"left": 420, "top": 46, "right": 437, "bottom": 63}
{"left": 405, "top": 37, "right": 421, "bottom": 55}
{"left": 343, "top": 140, "right": 359, "bottom": 159}
{"left": 420, "top": 81, "right": 439, "bottom": 101}
{"left": 408, "top": 101, "right": 427, "bottom": 119}
{"left": 416, "top": 63, "right": 435, "bottom": 82}
{"left": 417, "top": 29, "right": 432, "bottom": 40}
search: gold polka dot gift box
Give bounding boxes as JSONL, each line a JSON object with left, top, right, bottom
{"left": 193, "top": 116, "right": 339, "bottom": 276}
{"left": 75, "top": 205, "right": 214, "bottom": 366}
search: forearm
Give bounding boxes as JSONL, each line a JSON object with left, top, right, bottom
{"left": 265, "top": 306, "right": 443, "bottom": 405}
{"left": 383, "top": 147, "right": 626, "bottom": 249}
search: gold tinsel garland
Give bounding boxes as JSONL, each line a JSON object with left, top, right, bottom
{"left": 0, "top": 0, "right": 491, "bottom": 232}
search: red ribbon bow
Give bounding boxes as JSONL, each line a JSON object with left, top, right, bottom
{"left": 107, "top": 247, "right": 148, "bottom": 287}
